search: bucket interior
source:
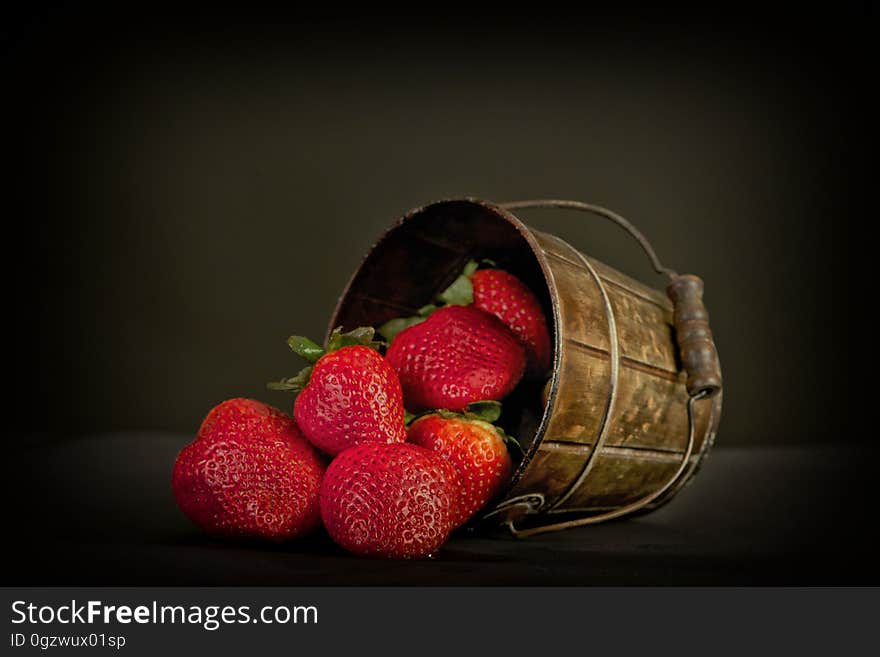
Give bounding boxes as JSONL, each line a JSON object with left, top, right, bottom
{"left": 328, "top": 199, "right": 555, "bottom": 459}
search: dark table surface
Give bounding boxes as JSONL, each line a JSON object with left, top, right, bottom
{"left": 3, "top": 433, "right": 875, "bottom": 585}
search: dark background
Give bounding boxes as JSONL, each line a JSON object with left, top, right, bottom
{"left": 5, "top": 4, "right": 859, "bottom": 445}
{"left": 1, "top": 4, "right": 870, "bottom": 585}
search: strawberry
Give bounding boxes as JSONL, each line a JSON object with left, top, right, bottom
{"left": 172, "top": 398, "right": 324, "bottom": 541}
{"left": 377, "top": 260, "right": 552, "bottom": 380}
{"left": 434, "top": 260, "right": 551, "bottom": 379}
{"left": 269, "top": 327, "right": 406, "bottom": 456}
{"left": 470, "top": 268, "right": 552, "bottom": 379}
{"left": 384, "top": 305, "right": 526, "bottom": 412}
{"left": 320, "top": 442, "right": 459, "bottom": 559}
{"left": 408, "top": 401, "right": 515, "bottom": 527}
{"left": 194, "top": 397, "right": 293, "bottom": 442}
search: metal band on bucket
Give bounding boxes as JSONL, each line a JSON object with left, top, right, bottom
{"left": 545, "top": 250, "right": 619, "bottom": 512}
{"left": 495, "top": 199, "right": 720, "bottom": 537}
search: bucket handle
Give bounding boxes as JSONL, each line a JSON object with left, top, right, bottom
{"left": 491, "top": 199, "right": 722, "bottom": 536}
{"left": 501, "top": 199, "right": 722, "bottom": 399}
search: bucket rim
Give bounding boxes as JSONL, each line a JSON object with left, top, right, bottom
{"left": 325, "top": 197, "right": 562, "bottom": 496}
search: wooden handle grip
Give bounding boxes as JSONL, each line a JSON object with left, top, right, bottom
{"left": 666, "top": 274, "right": 722, "bottom": 398}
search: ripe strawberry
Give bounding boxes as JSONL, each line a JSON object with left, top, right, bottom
{"left": 408, "top": 403, "right": 515, "bottom": 527}
{"left": 269, "top": 327, "right": 406, "bottom": 455}
{"left": 470, "top": 268, "right": 552, "bottom": 379}
{"left": 384, "top": 305, "right": 526, "bottom": 412}
{"left": 172, "top": 398, "right": 324, "bottom": 541}
{"left": 377, "top": 261, "right": 552, "bottom": 381}
{"left": 320, "top": 442, "right": 459, "bottom": 559}
{"left": 434, "top": 260, "right": 551, "bottom": 379}
{"left": 194, "top": 396, "right": 293, "bottom": 442}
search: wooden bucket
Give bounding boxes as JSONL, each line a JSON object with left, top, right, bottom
{"left": 328, "top": 198, "right": 722, "bottom": 536}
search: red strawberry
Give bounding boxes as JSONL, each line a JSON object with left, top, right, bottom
{"left": 194, "top": 397, "right": 293, "bottom": 442}
{"left": 320, "top": 442, "right": 459, "bottom": 559}
{"left": 269, "top": 327, "right": 406, "bottom": 456}
{"left": 470, "top": 268, "right": 552, "bottom": 379}
{"left": 172, "top": 398, "right": 324, "bottom": 541}
{"left": 384, "top": 305, "right": 526, "bottom": 412}
{"left": 408, "top": 403, "right": 514, "bottom": 527}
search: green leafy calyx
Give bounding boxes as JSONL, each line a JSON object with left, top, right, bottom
{"left": 463, "top": 400, "right": 502, "bottom": 423}
{"left": 267, "top": 366, "right": 313, "bottom": 394}
{"left": 268, "top": 326, "right": 383, "bottom": 395}
{"left": 437, "top": 259, "right": 479, "bottom": 306}
{"left": 376, "top": 305, "right": 437, "bottom": 342}
{"left": 325, "top": 326, "right": 385, "bottom": 353}
{"left": 286, "top": 336, "right": 325, "bottom": 363}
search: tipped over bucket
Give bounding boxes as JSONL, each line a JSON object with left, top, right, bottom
{"left": 329, "top": 198, "right": 722, "bottom": 536}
